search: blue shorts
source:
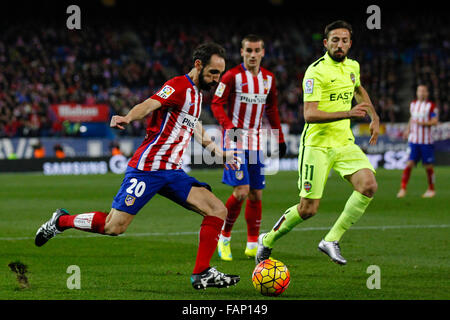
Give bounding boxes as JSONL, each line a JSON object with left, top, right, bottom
{"left": 222, "top": 150, "right": 265, "bottom": 190}
{"left": 408, "top": 143, "right": 435, "bottom": 164}
{"left": 112, "top": 166, "right": 211, "bottom": 215}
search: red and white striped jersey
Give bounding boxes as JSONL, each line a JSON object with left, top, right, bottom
{"left": 211, "top": 63, "right": 284, "bottom": 150}
{"left": 408, "top": 100, "right": 438, "bottom": 144}
{"left": 128, "top": 75, "right": 202, "bottom": 171}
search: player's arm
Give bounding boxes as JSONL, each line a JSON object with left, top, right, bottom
{"left": 303, "top": 68, "right": 368, "bottom": 124}
{"left": 415, "top": 117, "right": 438, "bottom": 126}
{"left": 110, "top": 98, "right": 162, "bottom": 130}
{"left": 354, "top": 85, "right": 379, "bottom": 122}
{"left": 403, "top": 118, "right": 411, "bottom": 140}
{"left": 265, "top": 76, "right": 286, "bottom": 156}
{"left": 354, "top": 84, "right": 380, "bottom": 145}
{"left": 210, "top": 73, "right": 235, "bottom": 130}
{"left": 193, "top": 121, "right": 241, "bottom": 170}
{"left": 304, "top": 101, "right": 368, "bottom": 123}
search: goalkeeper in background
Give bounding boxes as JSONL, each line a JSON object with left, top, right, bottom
{"left": 256, "top": 20, "right": 380, "bottom": 265}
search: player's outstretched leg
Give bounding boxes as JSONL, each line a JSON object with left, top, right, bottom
{"left": 35, "top": 208, "right": 69, "bottom": 247}
{"left": 35, "top": 209, "right": 112, "bottom": 246}
{"left": 320, "top": 191, "right": 372, "bottom": 264}
{"left": 322, "top": 169, "right": 376, "bottom": 265}
{"left": 255, "top": 203, "right": 308, "bottom": 264}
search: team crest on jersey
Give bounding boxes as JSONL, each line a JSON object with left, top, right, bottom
{"left": 304, "top": 79, "right": 314, "bottom": 94}
{"left": 125, "top": 195, "right": 136, "bottom": 206}
{"left": 215, "top": 82, "right": 226, "bottom": 98}
{"left": 235, "top": 170, "right": 244, "bottom": 180}
{"left": 350, "top": 73, "right": 356, "bottom": 84}
{"left": 156, "top": 85, "right": 175, "bottom": 99}
{"left": 263, "top": 79, "right": 269, "bottom": 92}
{"left": 303, "top": 181, "right": 312, "bottom": 192}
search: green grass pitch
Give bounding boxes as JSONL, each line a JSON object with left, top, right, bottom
{"left": 0, "top": 167, "right": 449, "bottom": 300}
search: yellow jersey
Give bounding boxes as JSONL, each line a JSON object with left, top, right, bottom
{"left": 301, "top": 52, "right": 361, "bottom": 147}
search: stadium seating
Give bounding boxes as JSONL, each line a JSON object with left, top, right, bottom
{"left": 0, "top": 15, "right": 447, "bottom": 138}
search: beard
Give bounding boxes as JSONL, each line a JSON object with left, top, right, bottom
{"left": 329, "top": 49, "right": 347, "bottom": 62}
{"left": 198, "top": 68, "right": 218, "bottom": 91}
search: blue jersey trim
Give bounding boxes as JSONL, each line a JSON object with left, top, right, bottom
{"left": 185, "top": 74, "right": 195, "bottom": 87}
{"left": 137, "top": 111, "right": 168, "bottom": 169}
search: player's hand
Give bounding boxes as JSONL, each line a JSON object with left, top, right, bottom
{"left": 222, "top": 150, "right": 242, "bottom": 171}
{"left": 369, "top": 118, "right": 380, "bottom": 145}
{"left": 349, "top": 103, "right": 369, "bottom": 119}
{"left": 110, "top": 115, "right": 130, "bottom": 130}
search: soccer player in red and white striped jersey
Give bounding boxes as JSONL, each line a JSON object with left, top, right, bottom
{"left": 211, "top": 34, "right": 286, "bottom": 261}
{"left": 35, "top": 43, "right": 242, "bottom": 290}
{"left": 397, "top": 84, "right": 438, "bottom": 198}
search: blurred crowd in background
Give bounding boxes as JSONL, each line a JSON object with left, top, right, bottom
{"left": 0, "top": 13, "right": 448, "bottom": 138}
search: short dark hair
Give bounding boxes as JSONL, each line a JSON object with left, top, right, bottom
{"left": 241, "top": 34, "right": 265, "bottom": 49}
{"left": 192, "top": 42, "right": 226, "bottom": 66}
{"left": 324, "top": 20, "right": 353, "bottom": 39}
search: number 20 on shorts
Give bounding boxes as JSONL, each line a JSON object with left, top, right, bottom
{"left": 126, "top": 178, "right": 146, "bottom": 197}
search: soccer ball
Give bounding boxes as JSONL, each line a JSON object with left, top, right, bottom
{"left": 252, "top": 259, "right": 290, "bottom": 296}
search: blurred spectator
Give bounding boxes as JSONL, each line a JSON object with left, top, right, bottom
{"left": 110, "top": 141, "right": 122, "bottom": 156}
{"left": 0, "top": 14, "right": 447, "bottom": 139}
{"left": 33, "top": 141, "right": 45, "bottom": 158}
{"left": 53, "top": 144, "right": 65, "bottom": 158}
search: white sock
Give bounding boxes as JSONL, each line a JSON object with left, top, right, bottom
{"left": 246, "top": 242, "right": 257, "bottom": 249}
{"left": 220, "top": 235, "right": 231, "bottom": 242}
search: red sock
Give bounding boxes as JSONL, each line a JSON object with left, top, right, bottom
{"left": 401, "top": 166, "right": 412, "bottom": 189}
{"left": 245, "top": 199, "right": 262, "bottom": 243}
{"left": 57, "top": 211, "right": 108, "bottom": 234}
{"left": 221, "top": 194, "right": 244, "bottom": 238}
{"left": 426, "top": 167, "right": 435, "bottom": 190}
{"left": 193, "top": 216, "right": 224, "bottom": 274}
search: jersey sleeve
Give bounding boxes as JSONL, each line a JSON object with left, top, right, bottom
{"left": 302, "top": 67, "right": 323, "bottom": 102}
{"left": 211, "top": 71, "right": 235, "bottom": 129}
{"left": 430, "top": 103, "right": 438, "bottom": 118}
{"left": 150, "top": 78, "right": 185, "bottom": 109}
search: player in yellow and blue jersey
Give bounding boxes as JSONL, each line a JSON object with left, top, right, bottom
{"left": 256, "top": 20, "right": 381, "bottom": 265}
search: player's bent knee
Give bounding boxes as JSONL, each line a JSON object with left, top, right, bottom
{"left": 360, "top": 180, "right": 378, "bottom": 198}
{"left": 299, "top": 210, "right": 317, "bottom": 220}
{"left": 104, "top": 220, "right": 128, "bottom": 236}
{"left": 233, "top": 185, "right": 249, "bottom": 200}
{"left": 104, "top": 225, "right": 124, "bottom": 236}
{"left": 298, "top": 202, "right": 318, "bottom": 220}
{"left": 211, "top": 203, "right": 228, "bottom": 220}
{"left": 248, "top": 189, "right": 263, "bottom": 201}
